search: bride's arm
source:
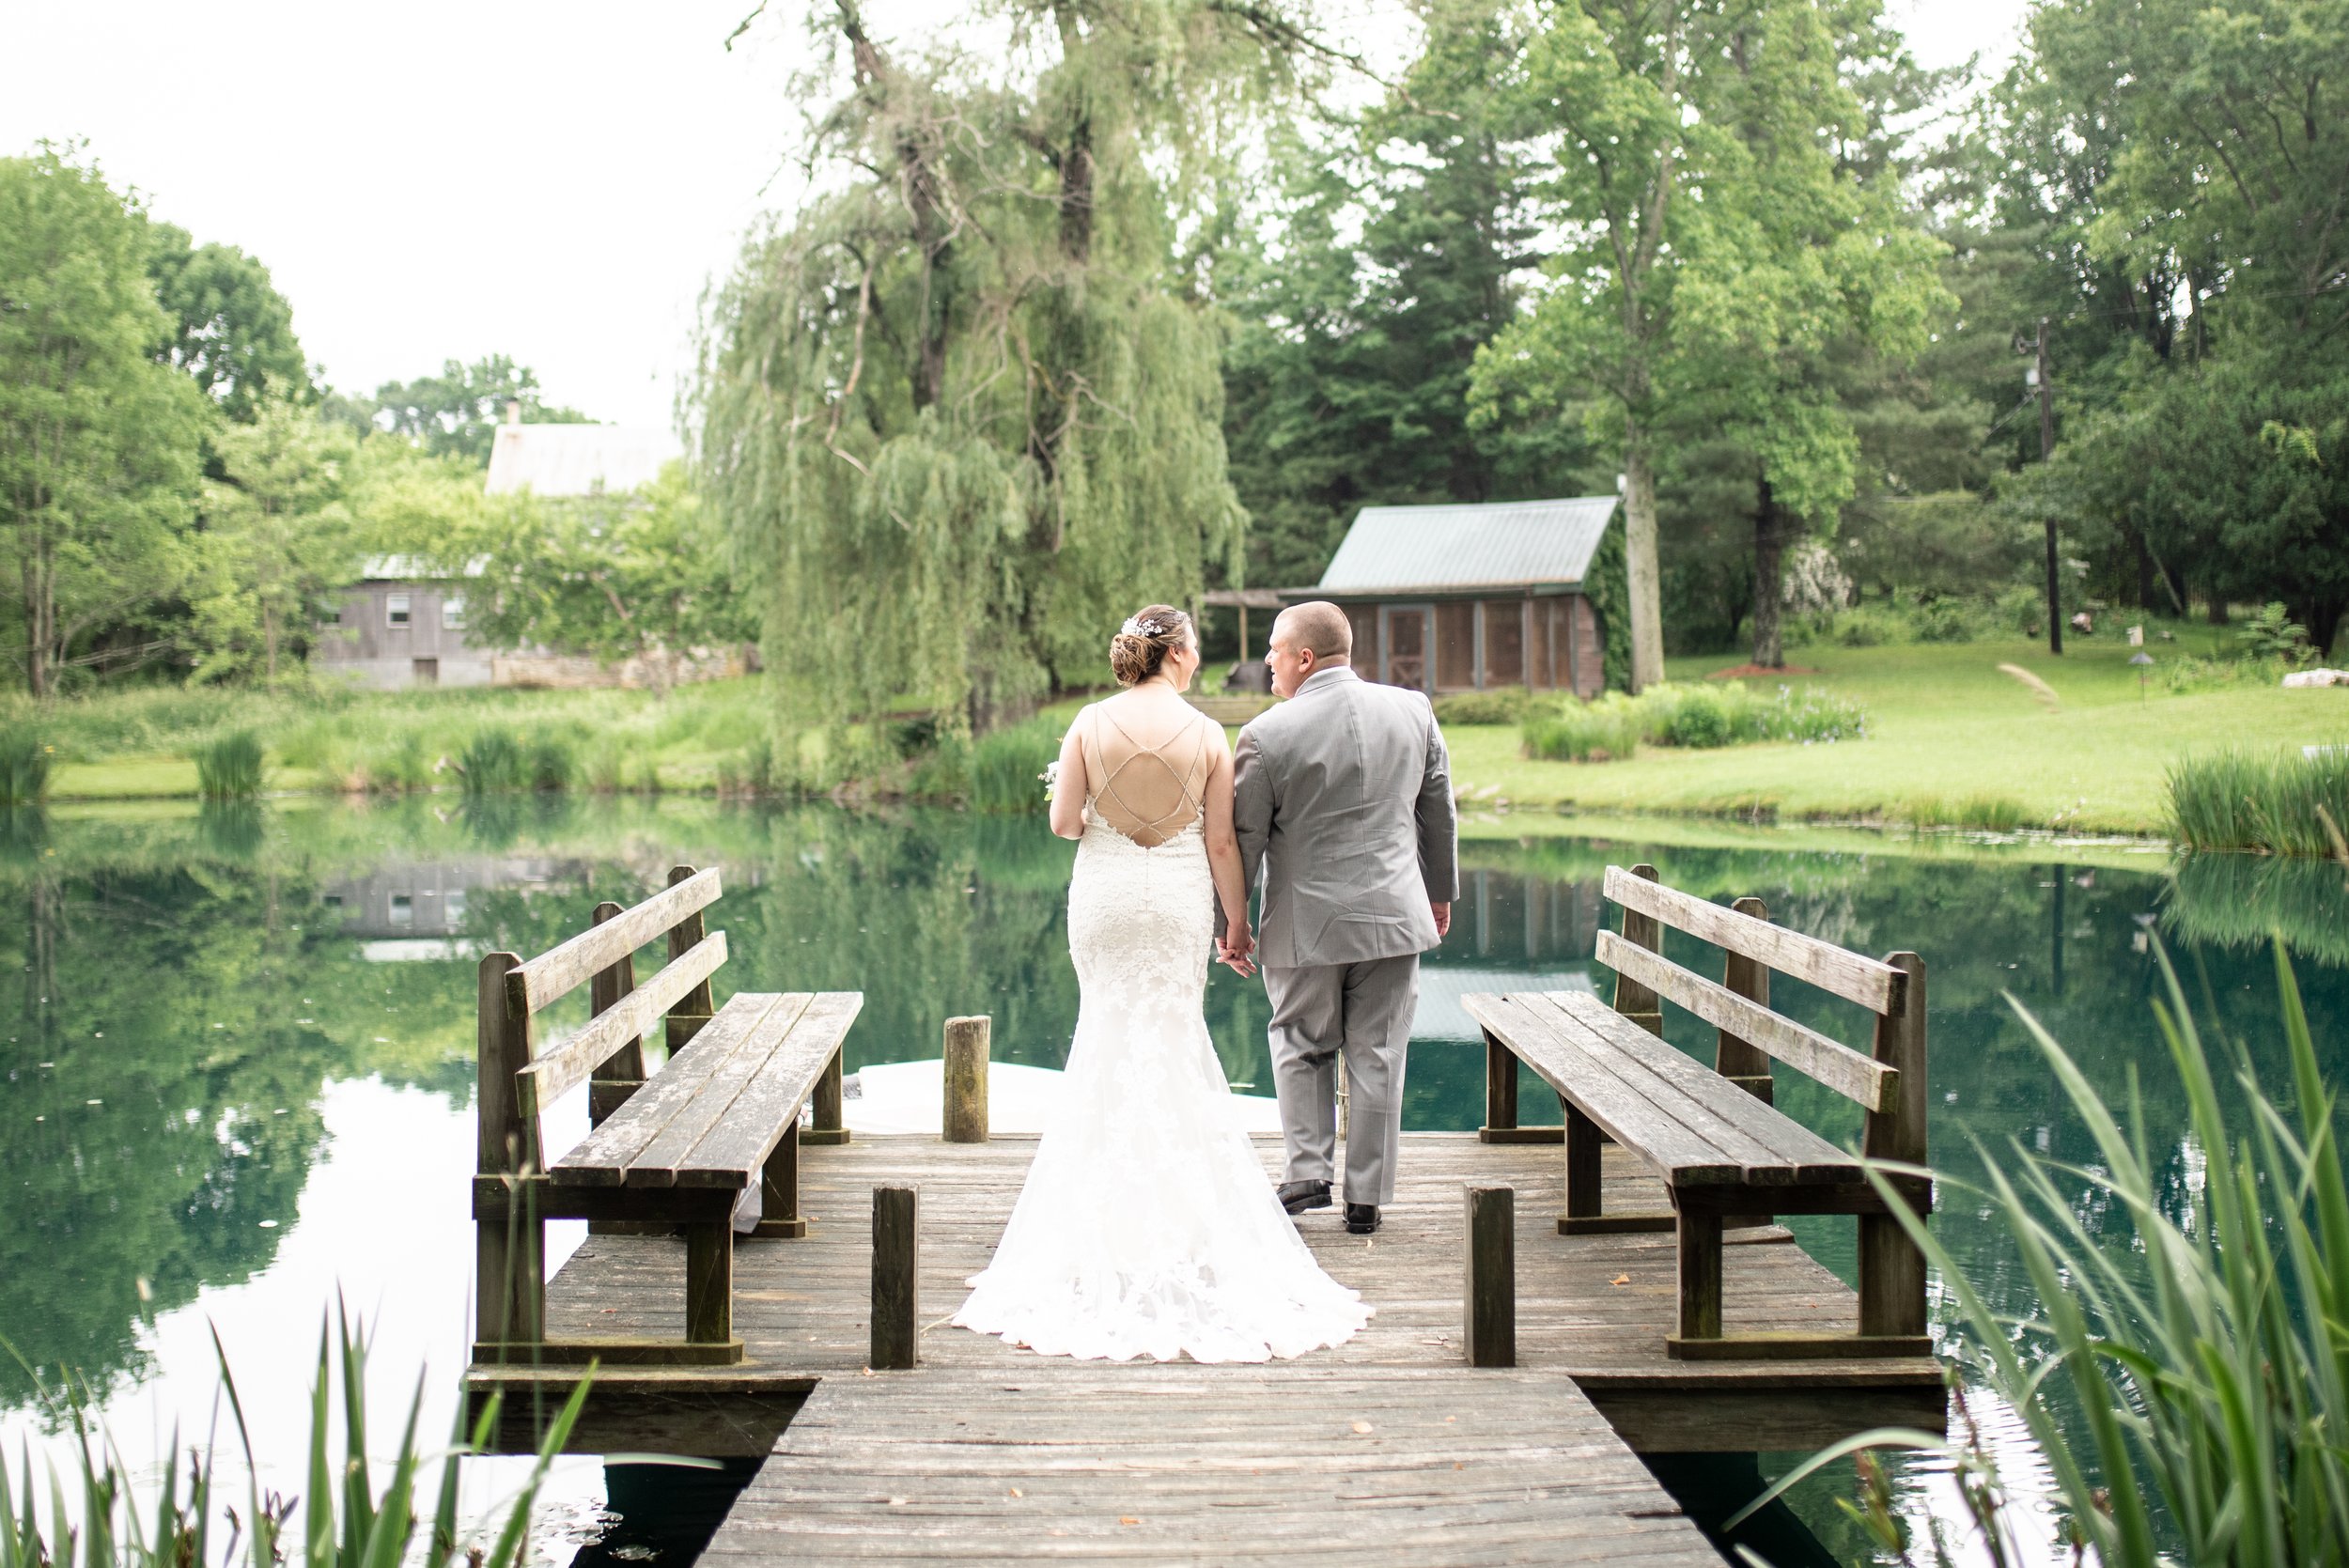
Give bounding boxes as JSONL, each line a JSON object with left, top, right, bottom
{"left": 1201, "top": 730, "right": 1252, "bottom": 958}
{"left": 1048, "top": 714, "right": 1089, "bottom": 840}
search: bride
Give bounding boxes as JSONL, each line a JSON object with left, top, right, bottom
{"left": 952, "top": 605, "right": 1371, "bottom": 1363}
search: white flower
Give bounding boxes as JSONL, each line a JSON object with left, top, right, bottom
{"left": 1038, "top": 759, "right": 1063, "bottom": 800}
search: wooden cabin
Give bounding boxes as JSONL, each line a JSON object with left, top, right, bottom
{"left": 1296, "top": 496, "right": 1616, "bottom": 699}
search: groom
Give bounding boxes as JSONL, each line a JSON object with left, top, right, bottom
{"left": 1224, "top": 601, "right": 1457, "bottom": 1235}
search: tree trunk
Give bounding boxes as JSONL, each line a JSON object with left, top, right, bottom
{"left": 2206, "top": 595, "right": 2229, "bottom": 626}
{"left": 1621, "top": 427, "right": 1665, "bottom": 692}
{"left": 1750, "top": 477, "right": 1784, "bottom": 670}
{"left": 2128, "top": 521, "right": 2156, "bottom": 611}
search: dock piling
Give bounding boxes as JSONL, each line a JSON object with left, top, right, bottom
{"left": 870, "top": 1184, "right": 919, "bottom": 1368}
{"left": 1464, "top": 1183, "right": 1516, "bottom": 1367}
{"left": 942, "top": 1015, "right": 989, "bottom": 1142}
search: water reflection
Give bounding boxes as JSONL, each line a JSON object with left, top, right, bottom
{"left": 0, "top": 800, "right": 2341, "bottom": 1566}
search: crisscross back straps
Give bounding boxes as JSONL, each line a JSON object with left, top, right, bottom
{"left": 1081, "top": 704, "right": 1214, "bottom": 847}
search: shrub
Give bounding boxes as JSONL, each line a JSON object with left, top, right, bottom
{"left": 1434, "top": 687, "right": 1547, "bottom": 726}
{"left": 0, "top": 726, "right": 51, "bottom": 806}
{"left": 2238, "top": 600, "right": 2313, "bottom": 665}
{"left": 2167, "top": 744, "right": 2349, "bottom": 857}
{"left": 1522, "top": 693, "right": 1644, "bottom": 762}
{"left": 1753, "top": 685, "right": 1868, "bottom": 744}
{"left": 1645, "top": 682, "right": 1751, "bottom": 747}
{"left": 970, "top": 717, "right": 1061, "bottom": 813}
{"left": 194, "top": 730, "right": 265, "bottom": 800}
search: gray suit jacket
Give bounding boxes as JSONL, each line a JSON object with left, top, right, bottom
{"left": 1232, "top": 665, "right": 1459, "bottom": 970}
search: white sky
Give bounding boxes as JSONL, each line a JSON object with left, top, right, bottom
{"left": 4, "top": 0, "right": 2032, "bottom": 429}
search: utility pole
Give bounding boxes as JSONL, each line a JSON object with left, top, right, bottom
{"left": 2037, "top": 317, "right": 2061, "bottom": 654}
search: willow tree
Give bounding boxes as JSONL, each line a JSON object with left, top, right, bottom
{"left": 698, "top": 1, "right": 1325, "bottom": 735}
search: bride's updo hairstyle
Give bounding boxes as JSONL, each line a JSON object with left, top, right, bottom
{"left": 1110, "top": 604, "right": 1192, "bottom": 687}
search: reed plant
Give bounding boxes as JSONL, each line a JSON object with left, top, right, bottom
{"left": 970, "top": 718, "right": 1061, "bottom": 813}
{"left": 0, "top": 727, "right": 51, "bottom": 806}
{"left": 2168, "top": 743, "right": 2349, "bottom": 857}
{"left": 0, "top": 1305, "right": 586, "bottom": 1568}
{"left": 1735, "top": 943, "right": 2349, "bottom": 1564}
{"left": 194, "top": 731, "right": 266, "bottom": 800}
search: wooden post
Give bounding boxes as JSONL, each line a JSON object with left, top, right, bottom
{"left": 871, "top": 1185, "right": 919, "bottom": 1369}
{"left": 751, "top": 1120, "right": 807, "bottom": 1238}
{"left": 1715, "top": 897, "right": 1774, "bottom": 1101}
{"left": 683, "top": 1219, "right": 733, "bottom": 1346}
{"left": 475, "top": 951, "right": 543, "bottom": 1353}
{"left": 1859, "top": 952, "right": 1930, "bottom": 1340}
{"left": 942, "top": 1015, "right": 989, "bottom": 1142}
{"left": 1481, "top": 1030, "right": 1518, "bottom": 1141}
{"left": 1463, "top": 1184, "right": 1516, "bottom": 1368}
{"left": 1611, "top": 863, "right": 1665, "bottom": 1036}
{"left": 663, "top": 865, "right": 718, "bottom": 1054}
{"left": 1673, "top": 1207, "right": 1724, "bottom": 1346}
{"left": 806, "top": 1048, "right": 850, "bottom": 1145}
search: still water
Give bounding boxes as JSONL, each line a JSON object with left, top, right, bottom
{"left": 3, "top": 798, "right": 2343, "bottom": 1563}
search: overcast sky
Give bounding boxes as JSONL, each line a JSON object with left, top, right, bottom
{"left": 4, "top": 0, "right": 2033, "bottom": 430}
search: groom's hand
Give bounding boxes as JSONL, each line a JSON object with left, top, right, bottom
{"left": 1431, "top": 901, "right": 1452, "bottom": 939}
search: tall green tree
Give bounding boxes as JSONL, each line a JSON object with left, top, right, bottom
{"left": 145, "top": 223, "right": 310, "bottom": 423}
{"left": 0, "top": 147, "right": 207, "bottom": 695}
{"left": 370, "top": 354, "right": 592, "bottom": 466}
{"left": 187, "top": 396, "right": 357, "bottom": 684}
{"left": 697, "top": 0, "right": 1323, "bottom": 734}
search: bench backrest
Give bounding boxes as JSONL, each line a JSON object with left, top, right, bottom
{"left": 1597, "top": 862, "right": 1926, "bottom": 1170}
{"left": 475, "top": 864, "right": 727, "bottom": 1178}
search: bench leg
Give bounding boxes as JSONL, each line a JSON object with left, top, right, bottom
{"left": 805, "top": 1048, "right": 851, "bottom": 1146}
{"left": 748, "top": 1121, "right": 808, "bottom": 1238}
{"left": 1563, "top": 1102, "right": 1600, "bottom": 1224}
{"left": 1673, "top": 1208, "right": 1724, "bottom": 1345}
{"left": 684, "top": 1220, "right": 734, "bottom": 1346}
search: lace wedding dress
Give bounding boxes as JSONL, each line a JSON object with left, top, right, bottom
{"left": 952, "top": 705, "right": 1371, "bottom": 1363}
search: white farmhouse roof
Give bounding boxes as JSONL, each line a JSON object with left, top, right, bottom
{"left": 1316, "top": 496, "right": 1618, "bottom": 596}
{"left": 484, "top": 422, "right": 682, "bottom": 497}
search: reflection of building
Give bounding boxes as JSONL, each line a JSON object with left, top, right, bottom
{"left": 1290, "top": 496, "right": 1618, "bottom": 698}
{"left": 1416, "top": 869, "right": 1606, "bottom": 1039}
{"left": 320, "top": 859, "right": 569, "bottom": 958}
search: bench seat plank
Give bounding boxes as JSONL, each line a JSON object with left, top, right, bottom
{"left": 620, "top": 992, "right": 819, "bottom": 1187}
{"left": 1543, "top": 992, "right": 1861, "bottom": 1184}
{"left": 552, "top": 991, "right": 800, "bottom": 1185}
{"left": 1461, "top": 994, "right": 1743, "bottom": 1185}
{"left": 674, "top": 992, "right": 865, "bottom": 1187}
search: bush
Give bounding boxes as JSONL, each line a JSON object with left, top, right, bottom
{"left": 1753, "top": 685, "right": 1868, "bottom": 744}
{"left": 1520, "top": 682, "right": 1866, "bottom": 763}
{"left": 2238, "top": 600, "right": 2314, "bottom": 665}
{"left": 1522, "top": 693, "right": 1645, "bottom": 762}
{"left": 1434, "top": 687, "right": 1548, "bottom": 726}
{"left": 970, "top": 717, "right": 1062, "bottom": 813}
{"left": 2167, "top": 744, "right": 2349, "bottom": 857}
{"left": 0, "top": 726, "right": 51, "bottom": 806}
{"left": 194, "top": 730, "right": 265, "bottom": 800}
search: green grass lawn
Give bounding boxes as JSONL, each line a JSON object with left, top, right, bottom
{"left": 1443, "top": 637, "right": 2349, "bottom": 836}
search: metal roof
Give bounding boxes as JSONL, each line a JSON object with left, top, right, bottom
{"left": 1315, "top": 496, "right": 1618, "bottom": 596}
{"left": 484, "top": 422, "right": 682, "bottom": 497}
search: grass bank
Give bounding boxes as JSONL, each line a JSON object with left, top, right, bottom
{"left": 1443, "top": 638, "right": 2347, "bottom": 836}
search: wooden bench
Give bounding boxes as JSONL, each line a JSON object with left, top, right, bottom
{"left": 1464, "top": 862, "right": 1930, "bottom": 1361}
{"left": 473, "top": 864, "right": 863, "bottom": 1367}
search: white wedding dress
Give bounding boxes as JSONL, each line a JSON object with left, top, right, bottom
{"left": 952, "top": 704, "right": 1371, "bottom": 1363}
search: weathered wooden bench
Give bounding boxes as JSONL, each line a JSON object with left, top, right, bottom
{"left": 1464, "top": 862, "right": 1930, "bottom": 1361}
{"left": 474, "top": 864, "right": 863, "bottom": 1367}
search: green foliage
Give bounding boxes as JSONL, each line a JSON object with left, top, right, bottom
{"left": 365, "top": 355, "right": 590, "bottom": 467}
{"left": 2239, "top": 601, "right": 2315, "bottom": 666}
{"left": 0, "top": 144, "right": 209, "bottom": 695}
{"left": 969, "top": 718, "right": 1063, "bottom": 814}
{"left": 194, "top": 730, "right": 264, "bottom": 800}
{"left": 2167, "top": 852, "right": 2349, "bottom": 970}
{"left": 1522, "top": 692, "right": 1645, "bottom": 762}
{"left": 189, "top": 396, "right": 359, "bottom": 686}
{"left": 0, "top": 727, "right": 49, "bottom": 806}
{"left": 1433, "top": 687, "right": 1545, "bottom": 726}
{"left": 2168, "top": 745, "right": 2349, "bottom": 858}
{"left": 143, "top": 221, "right": 308, "bottom": 422}
{"left": 458, "top": 726, "right": 575, "bottom": 795}
{"left": 1747, "top": 946, "right": 2349, "bottom": 1565}
{"left": 1523, "top": 681, "right": 1868, "bottom": 761}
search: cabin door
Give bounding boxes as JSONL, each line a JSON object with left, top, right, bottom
{"left": 1382, "top": 605, "right": 1432, "bottom": 692}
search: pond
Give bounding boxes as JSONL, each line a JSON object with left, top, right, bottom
{"left": 3, "top": 797, "right": 2343, "bottom": 1564}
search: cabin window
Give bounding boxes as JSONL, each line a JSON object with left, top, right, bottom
{"left": 1482, "top": 600, "right": 1525, "bottom": 686}
{"left": 1345, "top": 605, "right": 1378, "bottom": 672}
{"left": 442, "top": 594, "right": 466, "bottom": 630}
{"left": 1436, "top": 603, "right": 1475, "bottom": 689}
{"left": 385, "top": 593, "right": 412, "bottom": 628}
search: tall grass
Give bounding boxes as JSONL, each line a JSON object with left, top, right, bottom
{"left": 1521, "top": 682, "right": 1868, "bottom": 763}
{"left": 458, "top": 727, "right": 576, "bottom": 794}
{"left": 0, "top": 727, "right": 50, "bottom": 806}
{"left": 2168, "top": 743, "right": 2349, "bottom": 857}
{"left": 2, "top": 1305, "right": 586, "bottom": 1568}
{"left": 1736, "top": 943, "right": 2349, "bottom": 1564}
{"left": 970, "top": 718, "right": 1062, "bottom": 813}
{"left": 194, "top": 731, "right": 265, "bottom": 800}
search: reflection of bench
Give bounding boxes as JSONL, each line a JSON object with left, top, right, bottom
{"left": 473, "top": 864, "right": 862, "bottom": 1366}
{"left": 1465, "top": 862, "right": 1929, "bottom": 1360}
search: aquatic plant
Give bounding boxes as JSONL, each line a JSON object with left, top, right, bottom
{"left": 1736, "top": 943, "right": 2349, "bottom": 1564}
{"left": 194, "top": 731, "right": 265, "bottom": 800}
{"left": 0, "top": 727, "right": 51, "bottom": 806}
{"left": 2168, "top": 744, "right": 2349, "bottom": 858}
{"left": 459, "top": 728, "right": 525, "bottom": 793}
{"left": 0, "top": 1304, "right": 586, "bottom": 1568}
{"left": 969, "top": 718, "right": 1061, "bottom": 814}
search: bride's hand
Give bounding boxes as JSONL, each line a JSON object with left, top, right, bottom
{"left": 1218, "top": 924, "right": 1256, "bottom": 978}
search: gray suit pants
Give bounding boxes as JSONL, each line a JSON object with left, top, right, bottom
{"left": 1264, "top": 954, "right": 1416, "bottom": 1205}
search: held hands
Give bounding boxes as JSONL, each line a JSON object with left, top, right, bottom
{"left": 1217, "top": 922, "right": 1257, "bottom": 979}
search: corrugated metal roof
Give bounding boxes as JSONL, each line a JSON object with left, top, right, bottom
{"left": 483, "top": 423, "right": 683, "bottom": 497}
{"left": 1315, "top": 496, "right": 1618, "bottom": 595}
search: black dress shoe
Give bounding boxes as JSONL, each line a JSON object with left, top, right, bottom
{"left": 1277, "top": 1179, "right": 1331, "bottom": 1214}
{"left": 1345, "top": 1203, "right": 1380, "bottom": 1234}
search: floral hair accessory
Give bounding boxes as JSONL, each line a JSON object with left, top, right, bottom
{"left": 1120, "top": 614, "right": 1166, "bottom": 638}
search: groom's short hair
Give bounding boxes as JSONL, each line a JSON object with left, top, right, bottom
{"left": 1277, "top": 601, "right": 1352, "bottom": 663}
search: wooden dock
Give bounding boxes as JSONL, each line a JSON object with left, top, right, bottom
{"left": 472, "top": 1132, "right": 1944, "bottom": 1562}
